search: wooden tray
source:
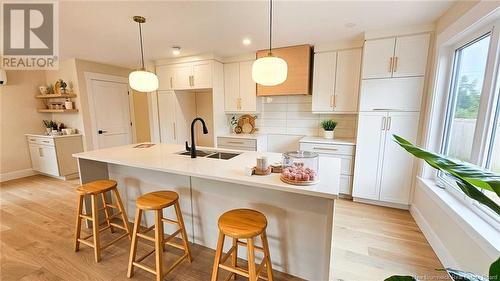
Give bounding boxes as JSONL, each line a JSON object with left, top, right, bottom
{"left": 280, "top": 175, "right": 319, "bottom": 186}
{"left": 253, "top": 166, "right": 272, "bottom": 176}
{"left": 237, "top": 115, "right": 256, "bottom": 134}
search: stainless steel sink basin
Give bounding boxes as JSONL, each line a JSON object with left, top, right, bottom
{"left": 176, "top": 150, "right": 240, "bottom": 160}
{"left": 177, "top": 150, "right": 213, "bottom": 157}
{"left": 206, "top": 152, "right": 240, "bottom": 160}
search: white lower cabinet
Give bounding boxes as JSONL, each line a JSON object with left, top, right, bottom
{"left": 26, "top": 134, "right": 83, "bottom": 179}
{"left": 352, "top": 111, "right": 419, "bottom": 206}
{"left": 299, "top": 138, "right": 355, "bottom": 196}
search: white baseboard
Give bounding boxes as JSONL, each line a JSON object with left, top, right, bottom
{"left": 0, "top": 168, "right": 37, "bottom": 183}
{"left": 410, "top": 204, "right": 459, "bottom": 269}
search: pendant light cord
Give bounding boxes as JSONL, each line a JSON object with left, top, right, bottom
{"left": 138, "top": 22, "right": 145, "bottom": 69}
{"left": 269, "top": 0, "right": 272, "bottom": 55}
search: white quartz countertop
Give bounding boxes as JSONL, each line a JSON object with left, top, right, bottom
{"left": 73, "top": 143, "right": 338, "bottom": 199}
{"left": 299, "top": 136, "right": 356, "bottom": 145}
{"left": 26, "top": 133, "right": 82, "bottom": 139}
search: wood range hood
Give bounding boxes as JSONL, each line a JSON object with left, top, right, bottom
{"left": 256, "top": 44, "right": 313, "bottom": 96}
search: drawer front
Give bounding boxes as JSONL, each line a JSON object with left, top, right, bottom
{"left": 340, "top": 175, "right": 352, "bottom": 195}
{"left": 217, "top": 137, "right": 256, "bottom": 148}
{"left": 218, "top": 144, "right": 256, "bottom": 152}
{"left": 27, "top": 136, "right": 54, "bottom": 146}
{"left": 299, "top": 142, "right": 354, "bottom": 156}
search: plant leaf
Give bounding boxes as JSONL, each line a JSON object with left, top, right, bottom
{"left": 446, "top": 268, "right": 489, "bottom": 281}
{"left": 455, "top": 179, "right": 500, "bottom": 216}
{"left": 384, "top": 276, "right": 418, "bottom": 281}
{"left": 490, "top": 257, "right": 500, "bottom": 281}
{"left": 392, "top": 135, "right": 500, "bottom": 197}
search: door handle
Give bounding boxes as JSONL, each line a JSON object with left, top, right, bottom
{"left": 387, "top": 117, "right": 392, "bottom": 130}
{"left": 98, "top": 130, "right": 107, "bottom": 134}
{"left": 381, "top": 117, "right": 386, "bottom": 130}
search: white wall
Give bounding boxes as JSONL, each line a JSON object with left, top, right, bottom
{"left": 0, "top": 71, "right": 51, "bottom": 180}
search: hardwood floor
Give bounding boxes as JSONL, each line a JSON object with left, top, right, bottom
{"left": 0, "top": 175, "right": 448, "bottom": 281}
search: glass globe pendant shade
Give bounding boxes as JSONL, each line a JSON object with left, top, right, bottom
{"left": 252, "top": 55, "right": 288, "bottom": 86}
{"left": 129, "top": 69, "right": 159, "bottom": 92}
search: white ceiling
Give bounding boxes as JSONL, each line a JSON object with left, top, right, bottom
{"left": 60, "top": 1, "right": 455, "bottom": 68}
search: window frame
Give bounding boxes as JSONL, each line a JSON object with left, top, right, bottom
{"left": 437, "top": 21, "right": 500, "bottom": 228}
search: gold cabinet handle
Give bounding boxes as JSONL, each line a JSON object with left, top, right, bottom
{"left": 227, "top": 141, "right": 245, "bottom": 144}
{"left": 330, "top": 95, "right": 334, "bottom": 107}
{"left": 393, "top": 57, "right": 398, "bottom": 72}
{"left": 170, "top": 77, "right": 173, "bottom": 88}
{"left": 382, "top": 117, "right": 386, "bottom": 130}
{"left": 333, "top": 94, "right": 337, "bottom": 108}
{"left": 38, "top": 147, "right": 44, "bottom": 157}
{"left": 389, "top": 57, "right": 393, "bottom": 73}
{"left": 173, "top": 122, "right": 176, "bottom": 140}
{"left": 387, "top": 117, "right": 392, "bottom": 130}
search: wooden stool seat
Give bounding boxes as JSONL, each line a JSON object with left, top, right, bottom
{"left": 74, "top": 179, "right": 131, "bottom": 263}
{"left": 211, "top": 208, "right": 274, "bottom": 281}
{"left": 128, "top": 190, "right": 192, "bottom": 281}
{"left": 136, "top": 191, "right": 179, "bottom": 210}
{"left": 77, "top": 179, "right": 117, "bottom": 195}
{"left": 218, "top": 209, "right": 267, "bottom": 238}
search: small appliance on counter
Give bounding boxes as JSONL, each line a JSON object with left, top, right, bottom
{"left": 280, "top": 151, "right": 319, "bottom": 185}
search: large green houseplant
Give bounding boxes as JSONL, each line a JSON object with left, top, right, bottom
{"left": 385, "top": 135, "right": 500, "bottom": 281}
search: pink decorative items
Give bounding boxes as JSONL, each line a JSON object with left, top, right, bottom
{"left": 280, "top": 151, "right": 319, "bottom": 185}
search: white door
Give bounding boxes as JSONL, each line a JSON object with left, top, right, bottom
{"left": 379, "top": 112, "right": 419, "bottom": 204}
{"left": 90, "top": 80, "right": 132, "bottom": 149}
{"left": 393, "top": 34, "right": 430, "bottom": 78}
{"left": 157, "top": 91, "right": 177, "bottom": 144}
{"left": 334, "top": 48, "right": 361, "bottom": 112}
{"left": 156, "top": 65, "right": 175, "bottom": 90}
{"left": 193, "top": 61, "right": 212, "bottom": 89}
{"left": 352, "top": 112, "right": 387, "bottom": 200}
{"left": 362, "top": 37, "right": 395, "bottom": 79}
{"left": 239, "top": 60, "right": 257, "bottom": 112}
{"left": 224, "top": 62, "right": 239, "bottom": 112}
{"left": 312, "top": 52, "right": 336, "bottom": 112}
{"left": 172, "top": 64, "right": 192, "bottom": 90}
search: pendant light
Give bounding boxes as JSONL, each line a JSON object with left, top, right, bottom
{"left": 129, "top": 16, "right": 159, "bottom": 93}
{"left": 252, "top": 0, "right": 288, "bottom": 86}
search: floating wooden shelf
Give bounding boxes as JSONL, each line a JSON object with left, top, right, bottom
{"left": 37, "top": 109, "right": 79, "bottom": 113}
{"left": 36, "top": 94, "right": 77, "bottom": 99}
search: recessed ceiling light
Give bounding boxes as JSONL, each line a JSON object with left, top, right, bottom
{"left": 242, "top": 38, "right": 251, "bottom": 46}
{"left": 345, "top": 23, "right": 356, "bottom": 28}
{"left": 172, "top": 46, "right": 181, "bottom": 56}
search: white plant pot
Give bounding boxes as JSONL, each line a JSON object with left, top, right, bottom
{"left": 323, "top": 130, "right": 334, "bottom": 139}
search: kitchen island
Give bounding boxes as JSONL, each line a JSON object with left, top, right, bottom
{"left": 74, "top": 143, "right": 340, "bottom": 280}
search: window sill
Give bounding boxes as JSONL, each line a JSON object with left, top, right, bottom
{"left": 416, "top": 177, "right": 500, "bottom": 258}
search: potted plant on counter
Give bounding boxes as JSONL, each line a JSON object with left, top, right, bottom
{"left": 42, "top": 120, "right": 57, "bottom": 135}
{"left": 321, "top": 119, "right": 337, "bottom": 139}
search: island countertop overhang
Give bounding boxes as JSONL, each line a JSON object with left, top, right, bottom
{"left": 73, "top": 143, "right": 339, "bottom": 200}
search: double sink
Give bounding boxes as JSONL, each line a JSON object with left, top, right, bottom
{"left": 176, "top": 150, "right": 241, "bottom": 160}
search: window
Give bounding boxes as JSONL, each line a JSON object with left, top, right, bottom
{"left": 440, "top": 24, "right": 500, "bottom": 224}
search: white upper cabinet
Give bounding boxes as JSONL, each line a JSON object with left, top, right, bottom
{"left": 393, "top": 34, "right": 430, "bottom": 78}
{"left": 312, "top": 52, "right": 336, "bottom": 112}
{"left": 223, "top": 60, "right": 257, "bottom": 113}
{"left": 359, "top": 77, "right": 424, "bottom": 111}
{"left": 192, "top": 61, "right": 212, "bottom": 89}
{"left": 312, "top": 48, "right": 361, "bottom": 113}
{"left": 156, "top": 65, "right": 175, "bottom": 90}
{"left": 224, "top": 62, "right": 239, "bottom": 112}
{"left": 239, "top": 61, "right": 257, "bottom": 112}
{"left": 362, "top": 34, "right": 430, "bottom": 79}
{"left": 158, "top": 60, "right": 213, "bottom": 91}
{"left": 335, "top": 48, "right": 362, "bottom": 112}
{"left": 362, "top": 38, "right": 395, "bottom": 79}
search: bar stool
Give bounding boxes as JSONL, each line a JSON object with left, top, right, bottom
{"left": 127, "top": 191, "right": 192, "bottom": 281}
{"left": 74, "top": 179, "right": 131, "bottom": 262}
{"left": 211, "top": 209, "right": 274, "bottom": 281}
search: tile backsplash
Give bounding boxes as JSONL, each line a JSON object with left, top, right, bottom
{"left": 255, "top": 96, "right": 357, "bottom": 139}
